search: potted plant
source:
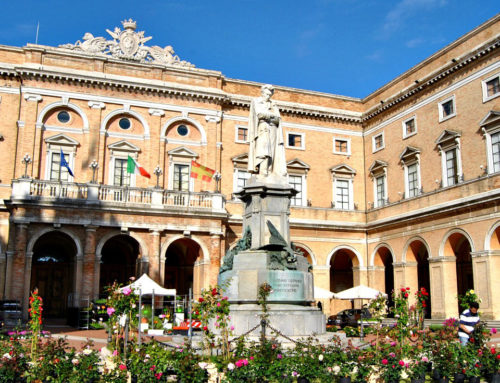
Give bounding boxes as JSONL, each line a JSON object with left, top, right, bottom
{"left": 408, "top": 355, "right": 429, "bottom": 383}
{"left": 380, "top": 352, "right": 406, "bottom": 383}
{"left": 482, "top": 345, "right": 500, "bottom": 382}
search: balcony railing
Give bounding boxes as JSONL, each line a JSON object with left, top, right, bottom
{"left": 12, "top": 178, "right": 225, "bottom": 212}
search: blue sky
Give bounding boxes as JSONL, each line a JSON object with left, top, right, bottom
{"left": 0, "top": 1, "right": 498, "bottom": 98}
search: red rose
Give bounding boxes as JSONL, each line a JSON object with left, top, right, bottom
{"left": 406, "top": 287, "right": 410, "bottom": 291}
{"left": 203, "top": 326, "right": 208, "bottom": 331}
{"left": 401, "top": 288, "right": 406, "bottom": 292}
{"left": 496, "top": 354, "right": 500, "bottom": 360}
{"left": 382, "top": 359, "right": 388, "bottom": 365}
{"left": 198, "top": 297, "right": 204, "bottom": 303}
{"left": 211, "top": 288, "right": 218, "bottom": 296}
{"left": 404, "top": 293, "right": 409, "bottom": 298}
{"left": 492, "top": 348, "right": 497, "bottom": 354}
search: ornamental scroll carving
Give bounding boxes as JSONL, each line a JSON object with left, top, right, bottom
{"left": 59, "top": 19, "right": 194, "bottom": 68}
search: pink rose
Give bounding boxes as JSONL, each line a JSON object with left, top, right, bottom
{"left": 119, "top": 364, "right": 127, "bottom": 371}
{"left": 382, "top": 359, "right": 388, "bottom": 365}
{"left": 107, "top": 307, "right": 115, "bottom": 316}
{"left": 122, "top": 287, "right": 132, "bottom": 296}
{"left": 399, "top": 360, "right": 404, "bottom": 366}
{"left": 492, "top": 328, "right": 498, "bottom": 334}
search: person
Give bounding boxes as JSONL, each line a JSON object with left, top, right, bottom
{"left": 317, "top": 301, "right": 323, "bottom": 312}
{"left": 458, "top": 301, "right": 480, "bottom": 346}
{"left": 247, "top": 84, "right": 287, "bottom": 180}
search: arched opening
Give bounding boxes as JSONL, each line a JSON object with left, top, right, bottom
{"left": 100, "top": 235, "right": 140, "bottom": 294}
{"left": 164, "top": 238, "right": 202, "bottom": 296}
{"left": 31, "top": 231, "right": 77, "bottom": 317}
{"left": 373, "top": 246, "right": 394, "bottom": 310}
{"left": 330, "top": 249, "right": 358, "bottom": 313}
{"left": 407, "top": 240, "right": 432, "bottom": 318}
{"left": 489, "top": 225, "right": 500, "bottom": 250}
{"left": 444, "top": 233, "right": 473, "bottom": 312}
{"left": 294, "top": 244, "right": 313, "bottom": 266}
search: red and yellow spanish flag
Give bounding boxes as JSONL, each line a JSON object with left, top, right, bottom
{"left": 190, "top": 160, "right": 215, "bottom": 182}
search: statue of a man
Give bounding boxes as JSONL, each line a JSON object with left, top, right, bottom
{"left": 247, "top": 84, "right": 287, "bottom": 180}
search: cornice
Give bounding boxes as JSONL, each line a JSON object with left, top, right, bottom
{"left": 363, "top": 36, "right": 500, "bottom": 121}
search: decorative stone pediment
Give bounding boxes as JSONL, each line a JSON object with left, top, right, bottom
{"left": 330, "top": 164, "right": 356, "bottom": 178}
{"left": 167, "top": 146, "right": 198, "bottom": 159}
{"left": 59, "top": 19, "right": 194, "bottom": 68}
{"left": 480, "top": 110, "right": 500, "bottom": 131}
{"left": 44, "top": 133, "right": 79, "bottom": 148}
{"left": 368, "top": 160, "right": 388, "bottom": 177}
{"left": 287, "top": 158, "right": 310, "bottom": 174}
{"left": 399, "top": 146, "right": 421, "bottom": 164}
{"left": 231, "top": 153, "right": 248, "bottom": 169}
{"left": 107, "top": 140, "right": 140, "bottom": 154}
{"left": 435, "top": 130, "right": 461, "bottom": 150}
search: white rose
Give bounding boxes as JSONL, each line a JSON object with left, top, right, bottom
{"left": 318, "top": 354, "right": 324, "bottom": 361}
{"left": 2, "top": 353, "right": 11, "bottom": 360}
{"left": 333, "top": 365, "right": 341, "bottom": 374}
{"left": 401, "top": 371, "right": 409, "bottom": 380}
{"left": 227, "top": 363, "right": 235, "bottom": 371}
{"left": 82, "top": 348, "right": 92, "bottom": 355}
{"left": 198, "top": 362, "right": 208, "bottom": 369}
{"left": 72, "top": 358, "right": 79, "bottom": 365}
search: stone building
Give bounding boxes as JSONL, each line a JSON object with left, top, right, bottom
{"left": 0, "top": 16, "right": 499, "bottom": 320}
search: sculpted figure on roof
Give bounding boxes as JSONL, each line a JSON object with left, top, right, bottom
{"left": 59, "top": 19, "right": 194, "bottom": 68}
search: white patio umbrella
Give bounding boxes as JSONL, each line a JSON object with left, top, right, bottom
{"left": 314, "top": 286, "right": 335, "bottom": 299}
{"left": 333, "top": 284, "right": 386, "bottom": 300}
{"left": 121, "top": 273, "right": 176, "bottom": 296}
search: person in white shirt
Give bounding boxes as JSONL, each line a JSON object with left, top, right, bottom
{"left": 458, "top": 301, "right": 480, "bottom": 346}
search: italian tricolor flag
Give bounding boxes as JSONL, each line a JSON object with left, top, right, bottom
{"left": 127, "top": 155, "right": 151, "bottom": 178}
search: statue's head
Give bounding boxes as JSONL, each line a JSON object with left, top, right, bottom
{"left": 261, "top": 84, "right": 274, "bottom": 100}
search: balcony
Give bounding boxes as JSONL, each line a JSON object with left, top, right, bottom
{"left": 10, "top": 178, "right": 226, "bottom": 213}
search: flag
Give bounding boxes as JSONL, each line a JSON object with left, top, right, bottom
{"left": 190, "top": 160, "right": 215, "bottom": 182}
{"left": 59, "top": 149, "right": 74, "bottom": 177}
{"left": 127, "top": 155, "right": 151, "bottom": 178}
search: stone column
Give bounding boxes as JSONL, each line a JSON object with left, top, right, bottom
{"left": 471, "top": 250, "right": 499, "bottom": 319}
{"left": 4, "top": 251, "right": 14, "bottom": 299}
{"left": 428, "top": 256, "right": 458, "bottom": 319}
{"left": 404, "top": 262, "right": 418, "bottom": 305}
{"left": 11, "top": 224, "right": 29, "bottom": 303}
{"left": 22, "top": 251, "right": 33, "bottom": 319}
{"left": 93, "top": 255, "right": 101, "bottom": 300}
{"left": 209, "top": 232, "right": 222, "bottom": 286}
{"left": 74, "top": 255, "right": 83, "bottom": 307}
{"left": 205, "top": 115, "right": 221, "bottom": 173}
{"left": 83, "top": 226, "right": 98, "bottom": 300}
{"left": 367, "top": 266, "right": 385, "bottom": 293}
{"left": 0, "top": 252, "right": 6, "bottom": 299}
{"left": 148, "top": 230, "right": 160, "bottom": 283}
{"left": 392, "top": 262, "right": 406, "bottom": 290}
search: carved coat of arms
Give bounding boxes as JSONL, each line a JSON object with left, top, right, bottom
{"left": 59, "top": 19, "right": 194, "bottom": 68}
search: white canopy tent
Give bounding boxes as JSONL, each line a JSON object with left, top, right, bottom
{"left": 314, "top": 286, "right": 335, "bottom": 299}
{"left": 333, "top": 284, "right": 387, "bottom": 300}
{"left": 121, "top": 273, "right": 176, "bottom": 296}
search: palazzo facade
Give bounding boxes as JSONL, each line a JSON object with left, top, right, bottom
{"left": 0, "top": 16, "right": 499, "bottom": 320}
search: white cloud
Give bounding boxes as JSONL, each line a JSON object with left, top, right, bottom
{"left": 383, "top": 0, "right": 447, "bottom": 35}
{"left": 405, "top": 37, "right": 424, "bottom": 48}
{"left": 366, "top": 50, "right": 384, "bottom": 62}
{"left": 294, "top": 24, "right": 325, "bottom": 58}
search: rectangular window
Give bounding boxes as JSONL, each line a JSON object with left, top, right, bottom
{"left": 403, "top": 117, "right": 416, "bottom": 138}
{"left": 439, "top": 96, "right": 456, "bottom": 121}
{"left": 173, "top": 164, "right": 190, "bottom": 191}
{"left": 236, "top": 170, "right": 250, "bottom": 191}
{"left": 335, "top": 179, "right": 350, "bottom": 210}
{"left": 376, "top": 175, "right": 386, "bottom": 207}
{"left": 407, "top": 163, "right": 419, "bottom": 198}
{"left": 492, "top": 131, "right": 500, "bottom": 173}
{"left": 335, "top": 140, "right": 348, "bottom": 153}
{"left": 445, "top": 148, "right": 459, "bottom": 186}
{"left": 372, "top": 133, "right": 385, "bottom": 152}
{"left": 486, "top": 77, "right": 500, "bottom": 97}
{"left": 113, "top": 158, "right": 130, "bottom": 187}
{"left": 286, "top": 132, "right": 304, "bottom": 149}
{"left": 289, "top": 175, "right": 303, "bottom": 206}
{"left": 50, "top": 152, "right": 70, "bottom": 181}
{"left": 236, "top": 126, "right": 248, "bottom": 143}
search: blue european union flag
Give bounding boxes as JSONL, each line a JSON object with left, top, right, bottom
{"left": 60, "top": 149, "right": 74, "bottom": 177}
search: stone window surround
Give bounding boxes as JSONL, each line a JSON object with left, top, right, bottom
{"left": 235, "top": 125, "right": 249, "bottom": 144}
{"left": 44, "top": 135, "right": 78, "bottom": 181}
{"left": 332, "top": 137, "right": 351, "bottom": 155}
{"left": 402, "top": 115, "right": 417, "bottom": 139}
{"left": 482, "top": 72, "right": 500, "bottom": 103}
{"left": 436, "top": 130, "right": 462, "bottom": 187}
{"left": 480, "top": 111, "right": 500, "bottom": 175}
{"left": 330, "top": 165, "right": 356, "bottom": 210}
{"left": 369, "top": 160, "right": 388, "bottom": 208}
{"left": 166, "top": 147, "right": 198, "bottom": 192}
{"left": 400, "top": 147, "right": 421, "bottom": 199}
{"left": 285, "top": 131, "right": 305, "bottom": 150}
{"left": 372, "top": 131, "right": 385, "bottom": 153}
{"left": 107, "top": 149, "right": 138, "bottom": 187}
{"left": 438, "top": 95, "right": 457, "bottom": 122}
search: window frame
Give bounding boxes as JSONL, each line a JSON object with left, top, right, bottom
{"left": 285, "top": 132, "right": 305, "bottom": 150}
{"left": 372, "top": 132, "right": 385, "bottom": 153}
{"left": 333, "top": 178, "right": 353, "bottom": 210}
{"left": 438, "top": 95, "right": 456, "bottom": 122}
{"left": 373, "top": 174, "right": 388, "bottom": 208}
{"left": 44, "top": 139, "right": 77, "bottom": 182}
{"left": 167, "top": 161, "right": 193, "bottom": 192}
{"left": 108, "top": 154, "right": 136, "bottom": 187}
{"left": 48, "top": 150, "right": 73, "bottom": 182}
{"left": 482, "top": 72, "right": 500, "bottom": 103}
{"left": 402, "top": 116, "right": 417, "bottom": 139}
{"left": 483, "top": 125, "right": 500, "bottom": 175}
{"left": 404, "top": 161, "right": 421, "bottom": 198}
{"left": 233, "top": 168, "right": 251, "bottom": 193}
{"left": 235, "top": 125, "right": 249, "bottom": 144}
{"left": 333, "top": 137, "right": 351, "bottom": 155}
{"left": 288, "top": 173, "right": 307, "bottom": 207}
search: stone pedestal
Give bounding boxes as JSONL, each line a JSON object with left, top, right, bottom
{"left": 219, "top": 250, "right": 325, "bottom": 336}
{"left": 235, "top": 179, "right": 297, "bottom": 249}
